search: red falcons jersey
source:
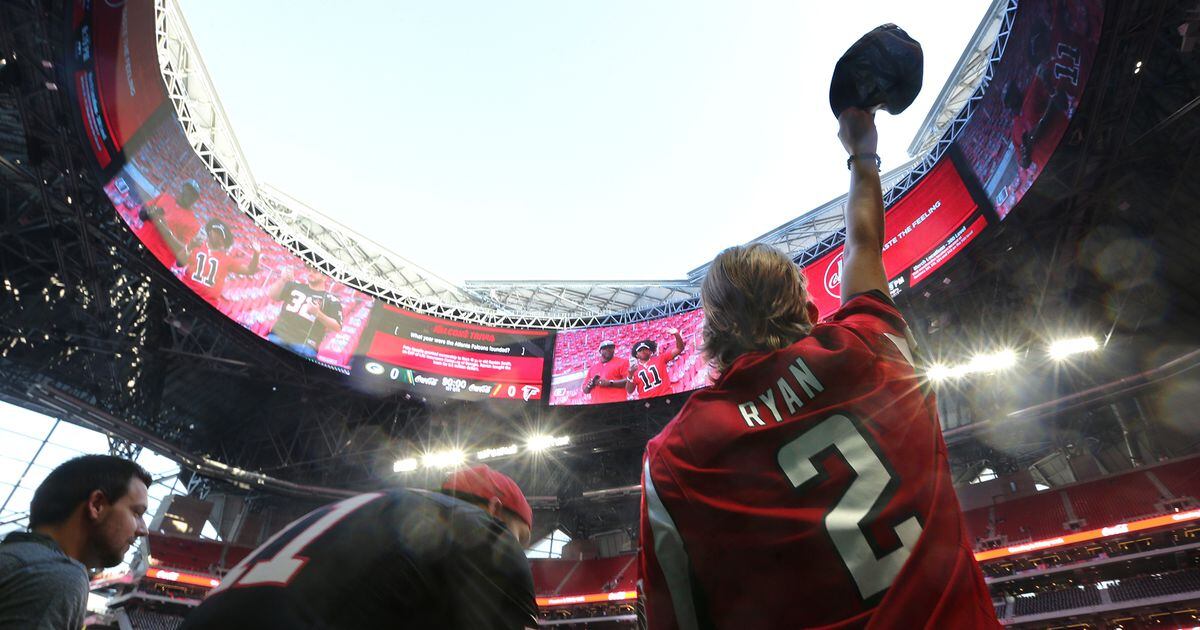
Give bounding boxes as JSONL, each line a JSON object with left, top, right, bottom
{"left": 586, "top": 357, "right": 631, "bottom": 404}
{"left": 182, "top": 244, "right": 242, "bottom": 303}
{"left": 638, "top": 292, "right": 997, "bottom": 629}
{"left": 630, "top": 352, "right": 677, "bottom": 398}
{"left": 133, "top": 193, "right": 200, "bottom": 267}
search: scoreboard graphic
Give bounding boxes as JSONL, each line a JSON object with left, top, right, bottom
{"left": 352, "top": 305, "right": 553, "bottom": 401}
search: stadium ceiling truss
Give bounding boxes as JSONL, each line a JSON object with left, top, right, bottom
{"left": 154, "top": 0, "right": 1016, "bottom": 329}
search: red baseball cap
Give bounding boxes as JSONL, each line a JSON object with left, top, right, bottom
{"left": 442, "top": 464, "right": 533, "bottom": 529}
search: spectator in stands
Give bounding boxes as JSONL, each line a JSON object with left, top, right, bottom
{"left": 638, "top": 109, "right": 999, "bottom": 628}
{"left": 582, "top": 340, "right": 631, "bottom": 403}
{"left": 0, "top": 455, "right": 151, "bottom": 630}
{"left": 181, "top": 464, "right": 536, "bottom": 630}
{"left": 266, "top": 264, "right": 343, "bottom": 360}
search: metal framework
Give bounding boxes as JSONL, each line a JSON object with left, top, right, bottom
{"left": 152, "top": 0, "right": 1015, "bottom": 327}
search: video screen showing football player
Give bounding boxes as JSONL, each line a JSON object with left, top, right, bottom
{"left": 169, "top": 218, "right": 261, "bottom": 304}
{"left": 625, "top": 329, "right": 685, "bottom": 398}
{"left": 1005, "top": 1, "right": 1088, "bottom": 169}
{"left": 581, "top": 340, "right": 630, "bottom": 403}
{"left": 266, "top": 264, "right": 343, "bottom": 360}
{"left": 136, "top": 179, "right": 202, "bottom": 270}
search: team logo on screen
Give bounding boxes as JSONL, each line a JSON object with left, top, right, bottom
{"left": 521, "top": 385, "right": 540, "bottom": 402}
{"left": 365, "top": 361, "right": 385, "bottom": 375}
{"left": 823, "top": 252, "right": 844, "bottom": 299}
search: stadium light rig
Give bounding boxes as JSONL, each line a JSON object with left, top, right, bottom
{"left": 477, "top": 444, "right": 519, "bottom": 461}
{"left": 421, "top": 449, "right": 466, "bottom": 470}
{"left": 393, "top": 458, "right": 418, "bottom": 473}
{"left": 1048, "top": 336, "right": 1099, "bottom": 360}
{"left": 526, "top": 434, "right": 570, "bottom": 452}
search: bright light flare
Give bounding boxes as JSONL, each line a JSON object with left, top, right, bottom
{"left": 421, "top": 449, "right": 466, "bottom": 470}
{"left": 926, "top": 365, "right": 953, "bottom": 382}
{"left": 393, "top": 458, "right": 418, "bottom": 473}
{"left": 965, "top": 349, "right": 1018, "bottom": 374}
{"left": 526, "top": 434, "right": 570, "bottom": 452}
{"left": 1048, "top": 336, "right": 1099, "bottom": 360}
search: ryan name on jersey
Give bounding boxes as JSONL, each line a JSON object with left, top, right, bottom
{"left": 737, "top": 356, "right": 827, "bottom": 428}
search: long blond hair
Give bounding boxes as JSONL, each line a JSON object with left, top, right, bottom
{"left": 701, "top": 243, "right": 815, "bottom": 373}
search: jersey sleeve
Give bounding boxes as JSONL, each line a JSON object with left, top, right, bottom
{"left": 829, "top": 290, "right": 907, "bottom": 338}
{"left": 638, "top": 448, "right": 703, "bottom": 630}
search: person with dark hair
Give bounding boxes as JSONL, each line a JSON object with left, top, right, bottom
{"left": 135, "top": 179, "right": 202, "bottom": 270}
{"left": 582, "top": 340, "right": 630, "bottom": 403}
{"left": 625, "top": 329, "right": 685, "bottom": 398}
{"left": 0, "top": 455, "right": 151, "bottom": 630}
{"left": 266, "top": 264, "right": 343, "bottom": 360}
{"left": 181, "top": 464, "right": 536, "bottom": 630}
{"left": 637, "top": 109, "right": 997, "bottom": 628}
{"left": 176, "top": 218, "right": 262, "bottom": 304}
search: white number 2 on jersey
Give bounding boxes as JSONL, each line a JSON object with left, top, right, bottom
{"left": 213, "top": 493, "right": 383, "bottom": 592}
{"left": 777, "top": 414, "right": 923, "bottom": 600}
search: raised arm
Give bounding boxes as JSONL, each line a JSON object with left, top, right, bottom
{"left": 837, "top": 108, "right": 887, "bottom": 301}
{"left": 268, "top": 267, "right": 293, "bottom": 301}
{"left": 148, "top": 214, "right": 190, "bottom": 266}
{"left": 667, "top": 328, "right": 685, "bottom": 360}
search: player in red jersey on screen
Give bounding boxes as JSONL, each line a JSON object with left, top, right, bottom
{"left": 637, "top": 109, "right": 998, "bottom": 629}
{"left": 583, "top": 340, "right": 631, "bottom": 403}
{"left": 164, "top": 218, "right": 261, "bottom": 304}
{"left": 625, "top": 330, "right": 685, "bottom": 399}
{"left": 135, "top": 179, "right": 202, "bottom": 270}
{"left": 1005, "top": 0, "right": 1094, "bottom": 170}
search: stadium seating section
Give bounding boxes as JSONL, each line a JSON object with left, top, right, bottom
{"left": 1012, "top": 585, "right": 1101, "bottom": 617}
{"left": 147, "top": 533, "right": 253, "bottom": 575}
{"left": 1108, "top": 568, "right": 1200, "bottom": 603}
{"left": 531, "top": 554, "right": 638, "bottom": 596}
{"left": 125, "top": 608, "right": 185, "bottom": 630}
{"left": 964, "top": 457, "right": 1200, "bottom": 547}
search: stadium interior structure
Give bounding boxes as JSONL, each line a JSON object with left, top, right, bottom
{"left": 1, "top": 0, "right": 1200, "bottom": 628}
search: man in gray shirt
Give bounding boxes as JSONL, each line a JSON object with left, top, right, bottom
{"left": 0, "top": 455, "right": 151, "bottom": 630}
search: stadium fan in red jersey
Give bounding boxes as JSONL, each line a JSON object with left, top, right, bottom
{"left": 582, "top": 340, "right": 631, "bottom": 403}
{"left": 163, "top": 218, "right": 261, "bottom": 305}
{"left": 625, "top": 329, "right": 685, "bottom": 399}
{"left": 180, "top": 465, "right": 536, "bottom": 630}
{"left": 636, "top": 107, "right": 999, "bottom": 629}
{"left": 266, "top": 264, "right": 344, "bottom": 361}
{"left": 135, "top": 179, "right": 202, "bottom": 270}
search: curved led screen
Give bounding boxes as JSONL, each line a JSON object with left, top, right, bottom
{"left": 72, "top": 0, "right": 1102, "bottom": 405}
{"left": 956, "top": 0, "right": 1103, "bottom": 220}
{"left": 72, "top": 0, "right": 552, "bottom": 392}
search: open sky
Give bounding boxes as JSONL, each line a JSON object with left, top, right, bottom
{"left": 178, "top": 1, "right": 991, "bottom": 282}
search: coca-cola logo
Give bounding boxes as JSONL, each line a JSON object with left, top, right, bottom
{"left": 823, "top": 252, "right": 844, "bottom": 299}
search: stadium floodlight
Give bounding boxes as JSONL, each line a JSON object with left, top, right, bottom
{"left": 422, "top": 449, "right": 466, "bottom": 470}
{"left": 477, "top": 444, "right": 519, "bottom": 461}
{"left": 964, "top": 349, "right": 1018, "bottom": 375}
{"left": 526, "top": 435, "right": 570, "bottom": 452}
{"left": 926, "top": 365, "right": 953, "bottom": 382}
{"left": 393, "top": 458, "right": 418, "bottom": 473}
{"left": 1048, "top": 336, "right": 1099, "bottom": 361}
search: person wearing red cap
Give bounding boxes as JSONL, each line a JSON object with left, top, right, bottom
{"left": 181, "top": 465, "right": 537, "bottom": 630}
